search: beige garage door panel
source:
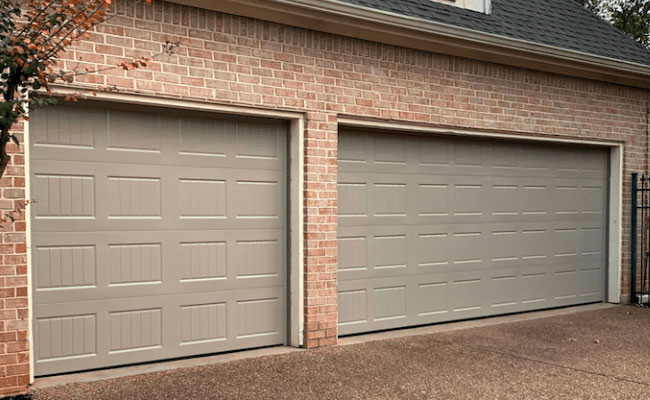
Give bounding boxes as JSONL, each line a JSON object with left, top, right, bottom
{"left": 31, "top": 104, "right": 288, "bottom": 376}
{"left": 33, "top": 287, "right": 285, "bottom": 375}
{"left": 338, "top": 130, "right": 607, "bottom": 335}
{"left": 30, "top": 106, "right": 285, "bottom": 167}
{"left": 31, "top": 229, "right": 286, "bottom": 303}
{"left": 31, "top": 162, "right": 285, "bottom": 233}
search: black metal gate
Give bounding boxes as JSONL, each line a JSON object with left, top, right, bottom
{"left": 631, "top": 173, "right": 650, "bottom": 305}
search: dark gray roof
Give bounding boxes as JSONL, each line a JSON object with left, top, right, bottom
{"left": 338, "top": 0, "right": 650, "bottom": 66}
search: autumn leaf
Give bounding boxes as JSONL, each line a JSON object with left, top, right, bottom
{"left": 0, "top": 0, "right": 174, "bottom": 183}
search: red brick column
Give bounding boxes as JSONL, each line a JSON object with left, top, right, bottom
{"left": 303, "top": 112, "right": 338, "bottom": 348}
{"left": 0, "top": 122, "right": 30, "bottom": 397}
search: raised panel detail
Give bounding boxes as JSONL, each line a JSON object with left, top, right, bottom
{"left": 180, "top": 242, "right": 226, "bottom": 281}
{"left": 374, "top": 286, "right": 406, "bottom": 321}
{"left": 418, "top": 283, "right": 448, "bottom": 316}
{"left": 108, "top": 244, "right": 162, "bottom": 285}
{"left": 338, "top": 290, "right": 367, "bottom": 325}
{"left": 492, "top": 143, "right": 519, "bottom": 168}
{"left": 521, "top": 185, "right": 548, "bottom": 215}
{"left": 31, "top": 106, "right": 98, "bottom": 149}
{"left": 451, "top": 280, "right": 482, "bottom": 312}
{"left": 418, "top": 184, "right": 448, "bottom": 216}
{"left": 451, "top": 232, "right": 482, "bottom": 264}
{"left": 235, "top": 122, "right": 279, "bottom": 159}
{"left": 373, "top": 235, "right": 406, "bottom": 269}
{"left": 235, "top": 181, "right": 278, "bottom": 218}
{"left": 453, "top": 184, "right": 482, "bottom": 216}
{"left": 33, "top": 174, "right": 95, "bottom": 219}
{"left": 581, "top": 268, "right": 603, "bottom": 297}
{"left": 520, "top": 230, "right": 548, "bottom": 259}
{"left": 374, "top": 184, "right": 406, "bottom": 216}
{"left": 338, "top": 132, "right": 367, "bottom": 163}
{"left": 581, "top": 227, "right": 603, "bottom": 256}
{"left": 582, "top": 186, "right": 604, "bottom": 214}
{"left": 36, "top": 245, "right": 95, "bottom": 289}
{"left": 490, "top": 275, "right": 519, "bottom": 308}
{"left": 181, "top": 303, "right": 227, "bottom": 344}
{"left": 418, "top": 234, "right": 448, "bottom": 267}
{"left": 490, "top": 185, "right": 519, "bottom": 215}
{"left": 37, "top": 314, "right": 96, "bottom": 361}
{"left": 179, "top": 179, "right": 226, "bottom": 219}
{"left": 236, "top": 298, "right": 279, "bottom": 338}
{"left": 582, "top": 152, "right": 606, "bottom": 172}
{"left": 109, "top": 308, "right": 162, "bottom": 352}
{"left": 235, "top": 240, "right": 278, "bottom": 278}
{"left": 520, "top": 144, "right": 548, "bottom": 169}
{"left": 454, "top": 141, "right": 482, "bottom": 166}
{"left": 107, "top": 110, "right": 162, "bottom": 153}
{"left": 374, "top": 135, "right": 406, "bottom": 164}
{"left": 179, "top": 117, "right": 228, "bottom": 157}
{"left": 554, "top": 185, "right": 579, "bottom": 214}
{"left": 338, "top": 237, "right": 367, "bottom": 271}
{"left": 418, "top": 137, "right": 449, "bottom": 166}
{"left": 551, "top": 147, "right": 580, "bottom": 172}
{"left": 338, "top": 183, "right": 367, "bottom": 216}
{"left": 108, "top": 177, "right": 161, "bottom": 218}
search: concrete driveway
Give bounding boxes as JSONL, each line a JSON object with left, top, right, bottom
{"left": 30, "top": 305, "right": 650, "bottom": 400}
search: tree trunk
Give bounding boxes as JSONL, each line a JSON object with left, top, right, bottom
{"left": 0, "top": 125, "right": 11, "bottom": 180}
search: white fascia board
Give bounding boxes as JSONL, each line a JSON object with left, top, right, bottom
{"left": 269, "top": 0, "right": 650, "bottom": 77}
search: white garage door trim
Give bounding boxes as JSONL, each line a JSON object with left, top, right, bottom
{"left": 338, "top": 117, "right": 623, "bottom": 306}
{"left": 25, "top": 90, "right": 305, "bottom": 382}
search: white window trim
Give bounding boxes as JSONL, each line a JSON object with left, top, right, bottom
{"left": 431, "top": 0, "right": 491, "bottom": 14}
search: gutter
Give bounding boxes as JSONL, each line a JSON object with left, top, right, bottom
{"left": 169, "top": 0, "right": 650, "bottom": 88}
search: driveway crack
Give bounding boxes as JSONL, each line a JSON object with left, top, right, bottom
{"left": 448, "top": 341, "right": 650, "bottom": 387}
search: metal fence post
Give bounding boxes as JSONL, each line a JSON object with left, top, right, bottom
{"left": 632, "top": 173, "right": 638, "bottom": 304}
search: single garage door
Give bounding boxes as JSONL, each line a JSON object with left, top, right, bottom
{"left": 31, "top": 103, "right": 288, "bottom": 375}
{"left": 337, "top": 129, "right": 607, "bottom": 335}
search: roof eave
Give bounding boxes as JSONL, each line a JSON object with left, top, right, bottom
{"left": 170, "top": 0, "right": 650, "bottom": 89}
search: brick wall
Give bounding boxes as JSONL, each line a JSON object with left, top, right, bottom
{"left": 0, "top": 121, "right": 29, "bottom": 397}
{"left": 303, "top": 111, "right": 338, "bottom": 348}
{"left": 0, "top": 0, "right": 648, "bottom": 394}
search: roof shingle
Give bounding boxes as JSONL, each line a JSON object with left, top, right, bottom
{"left": 338, "top": 0, "right": 650, "bottom": 66}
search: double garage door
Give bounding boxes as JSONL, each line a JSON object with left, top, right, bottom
{"left": 31, "top": 103, "right": 288, "bottom": 375}
{"left": 30, "top": 103, "right": 609, "bottom": 373}
{"left": 338, "top": 129, "right": 608, "bottom": 335}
